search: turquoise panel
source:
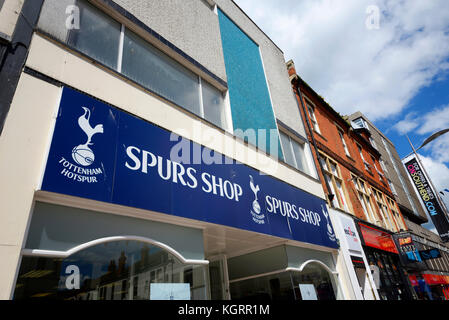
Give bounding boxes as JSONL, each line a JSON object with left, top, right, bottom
{"left": 217, "top": 9, "right": 283, "bottom": 159}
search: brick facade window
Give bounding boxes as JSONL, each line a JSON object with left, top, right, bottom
{"left": 373, "top": 188, "right": 397, "bottom": 231}
{"left": 306, "top": 101, "right": 321, "bottom": 134}
{"left": 386, "top": 197, "right": 406, "bottom": 231}
{"left": 338, "top": 129, "right": 351, "bottom": 157}
{"left": 319, "top": 153, "right": 350, "bottom": 212}
{"left": 356, "top": 143, "right": 370, "bottom": 171}
{"left": 352, "top": 175, "right": 378, "bottom": 224}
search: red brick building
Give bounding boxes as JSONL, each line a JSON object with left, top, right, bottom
{"left": 287, "top": 61, "right": 407, "bottom": 233}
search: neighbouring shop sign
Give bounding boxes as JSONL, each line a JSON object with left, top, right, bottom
{"left": 333, "top": 210, "right": 363, "bottom": 253}
{"left": 41, "top": 87, "right": 338, "bottom": 249}
{"left": 405, "top": 158, "right": 449, "bottom": 242}
{"left": 398, "top": 237, "right": 412, "bottom": 246}
{"left": 422, "top": 274, "right": 449, "bottom": 286}
{"left": 358, "top": 223, "right": 398, "bottom": 254}
{"left": 393, "top": 234, "right": 426, "bottom": 268}
{"left": 419, "top": 249, "right": 441, "bottom": 260}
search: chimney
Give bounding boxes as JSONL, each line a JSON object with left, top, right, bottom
{"left": 286, "top": 59, "right": 297, "bottom": 77}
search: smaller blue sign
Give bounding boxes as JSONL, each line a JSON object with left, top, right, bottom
{"left": 419, "top": 249, "right": 441, "bottom": 260}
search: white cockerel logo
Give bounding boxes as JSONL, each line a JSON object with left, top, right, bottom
{"left": 78, "top": 107, "right": 104, "bottom": 146}
{"left": 249, "top": 175, "right": 260, "bottom": 202}
{"left": 71, "top": 107, "right": 104, "bottom": 167}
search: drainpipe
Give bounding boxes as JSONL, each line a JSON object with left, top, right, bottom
{"left": 294, "top": 78, "right": 335, "bottom": 207}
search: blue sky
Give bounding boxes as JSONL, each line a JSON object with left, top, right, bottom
{"left": 377, "top": 64, "right": 449, "bottom": 232}
{"left": 379, "top": 69, "right": 449, "bottom": 159}
{"left": 234, "top": 0, "right": 449, "bottom": 233}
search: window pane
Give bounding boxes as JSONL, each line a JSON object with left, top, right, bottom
{"left": 67, "top": 0, "right": 121, "bottom": 70}
{"left": 291, "top": 139, "right": 306, "bottom": 172}
{"left": 319, "top": 156, "right": 329, "bottom": 172}
{"left": 359, "top": 180, "right": 365, "bottom": 192}
{"left": 280, "top": 133, "right": 296, "bottom": 168}
{"left": 358, "top": 193, "right": 369, "bottom": 219}
{"left": 290, "top": 264, "right": 337, "bottom": 300}
{"left": 307, "top": 105, "right": 319, "bottom": 133}
{"left": 202, "top": 80, "right": 227, "bottom": 129}
{"left": 122, "top": 29, "right": 201, "bottom": 116}
{"left": 326, "top": 175, "right": 339, "bottom": 208}
{"left": 329, "top": 161, "right": 338, "bottom": 176}
{"left": 230, "top": 272, "right": 295, "bottom": 301}
{"left": 335, "top": 180, "right": 348, "bottom": 211}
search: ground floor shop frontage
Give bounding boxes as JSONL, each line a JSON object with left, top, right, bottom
{"left": 408, "top": 273, "right": 449, "bottom": 300}
{"left": 329, "top": 209, "right": 379, "bottom": 300}
{"left": 357, "top": 223, "right": 415, "bottom": 300}
{"left": 393, "top": 231, "right": 449, "bottom": 300}
{"left": 12, "top": 197, "right": 345, "bottom": 300}
{"left": 5, "top": 77, "right": 346, "bottom": 300}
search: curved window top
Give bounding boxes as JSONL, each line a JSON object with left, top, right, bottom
{"left": 297, "top": 260, "right": 337, "bottom": 275}
{"left": 15, "top": 240, "right": 207, "bottom": 300}
{"left": 23, "top": 236, "right": 208, "bottom": 266}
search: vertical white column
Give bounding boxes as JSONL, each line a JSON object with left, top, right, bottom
{"left": 198, "top": 77, "right": 205, "bottom": 118}
{"left": 117, "top": 24, "right": 125, "bottom": 73}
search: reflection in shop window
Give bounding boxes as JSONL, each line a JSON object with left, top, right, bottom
{"left": 229, "top": 263, "right": 338, "bottom": 301}
{"left": 14, "top": 240, "right": 207, "bottom": 300}
{"left": 291, "top": 263, "right": 337, "bottom": 300}
{"left": 67, "top": 0, "right": 121, "bottom": 70}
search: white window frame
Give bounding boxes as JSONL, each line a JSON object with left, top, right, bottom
{"left": 304, "top": 98, "right": 320, "bottom": 134}
{"left": 351, "top": 117, "right": 368, "bottom": 130}
{"left": 356, "top": 143, "right": 370, "bottom": 171}
{"left": 320, "top": 153, "right": 350, "bottom": 212}
{"left": 387, "top": 196, "right": 405, "bottom": 231}
{"left": 379, "top": 159, "right": 388, "bottom": 174}
{"left": 369, "top": 136, "right": 377, "bottom": 149}
{"left": 279, "top": 130, "right": 316, "bottom": 178}
{"left": 352, "top": 175, "right": 377, "bottom": 224}
{"left": 370, "top": 154, "right": 384, "bottom": 181}
{"left": 337, "top": 127, "right": 351, "bottom": 157}
{"left": 387, "top": 179, "right": 398, "bottom": 196}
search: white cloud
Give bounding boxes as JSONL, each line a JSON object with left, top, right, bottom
{"left": 234, "top": 0, "right": 449, "bottom": 121}
{"left": 393, "top": 104, "right": 449, "bottom": 163}
{"left": 416, "top": 105, "right": 449, "bottom": 135}
{"left": 393, "top": 112, "right": 420, "bottom": 135}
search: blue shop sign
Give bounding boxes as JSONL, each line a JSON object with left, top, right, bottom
{"left": 41, "top": 87, "right": 338, "bottom": 249}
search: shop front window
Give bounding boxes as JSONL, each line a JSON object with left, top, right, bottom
{"left": 366, "top": 251, "right": 409, "bottom": 300}
{"left": 290, "top": 263, "right": 337, "bottom": 300}
{"left": 230, "top": 272, "right": 295, "bottom": 301}
{"left": 229, "top": 263, "right": 338, "bottom": 301}
{"left": 14, "top": 240, "right": 207, "bottom": 300}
